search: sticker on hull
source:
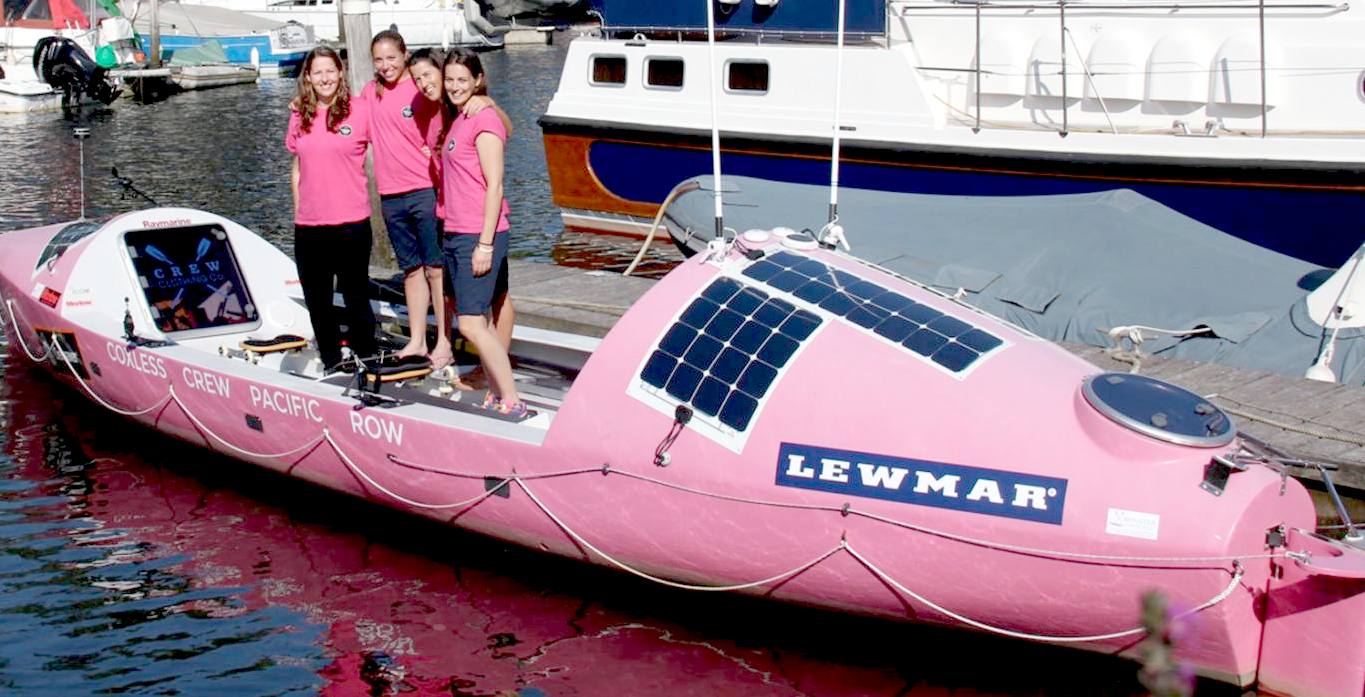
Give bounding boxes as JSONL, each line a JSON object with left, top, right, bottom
{"left": 776, "top": 443, "right": 1068, "bottom": 525}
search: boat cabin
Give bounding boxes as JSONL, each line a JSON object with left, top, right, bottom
{"left": 5, "top": 0, "right": 113, "bottom": 29}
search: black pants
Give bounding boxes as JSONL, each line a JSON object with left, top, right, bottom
{"left": 295, "top": 220, "right": 377, "bottom": 367}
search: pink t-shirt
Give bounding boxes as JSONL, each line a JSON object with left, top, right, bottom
{"left": 362, "top": 78, "right": 444, "bottom": 196}
{"left": 286, "top": 99, "right": 371, "bottom": 226}
{"left": 441, "top": 109, "right": 511, "bottom": 235}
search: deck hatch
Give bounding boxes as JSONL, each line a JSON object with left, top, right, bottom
{"left": 743, "top": 251, "right": 1004, "bottom": 376}
{"left": 640, "top": 277, "right": 824, "bottom": 434}
{"left": 1082, "top": 373, "right": 1235, "bottom": 447}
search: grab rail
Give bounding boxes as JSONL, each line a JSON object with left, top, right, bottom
{"left": 1065, "top": 27, "right": 1117, "bottom": 134}
{"left": 898, "top": 0, "right": 1349, "bottom": 137}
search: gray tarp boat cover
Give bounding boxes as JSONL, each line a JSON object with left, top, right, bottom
{"left": 663, "top": 176, "right": 1365, "bottom": 384}
{"left": 130, "top": 2, "right": 288, "bottom": 37}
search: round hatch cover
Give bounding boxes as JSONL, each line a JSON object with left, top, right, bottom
{"left": 1081, "top": 373, "right": 1235, "bottom": 447}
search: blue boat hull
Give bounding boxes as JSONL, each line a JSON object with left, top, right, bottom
{"left": 139, "top": 35, "right": 307, "bottom": 74}
{"left": 540, "top": 117, "right": 1365, "bottom": 267}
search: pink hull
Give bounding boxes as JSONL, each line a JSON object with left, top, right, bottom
{"left": 2, "top": 210, "right": 1363, "bottom": 695}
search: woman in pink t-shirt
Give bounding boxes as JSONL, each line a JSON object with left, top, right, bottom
{"left": 286, "top": 46, "right": 375, "bottom": 371}
{"left": 438, "top": 50, "right": 524, "bottom": 419}
{"left": 365, "top": 32, "right": 511, "bottom": 371}
{"left": 409, "top": 48, "right": 516, "bottom": 356}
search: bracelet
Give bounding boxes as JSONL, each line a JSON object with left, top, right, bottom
{"left": 476, "top": 242, "right": 494, "bottom": 251}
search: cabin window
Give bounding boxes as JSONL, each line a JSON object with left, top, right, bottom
{"left": 645, "top": 57, "right": 684, "bottom": 89}
{"left": 124, "top": 224, "right": 259, "bottom": 338}
{"left": 21, "top": 0, "right": 51, "bottom": 21}
{"left": 35, "top": 221, "right": 100, "bottom": 271}
{"left": 591, "top": 55, "right": 627, "bottom": 86}
{"left": 727, "top": 60, "right": 769, "bottom": 93}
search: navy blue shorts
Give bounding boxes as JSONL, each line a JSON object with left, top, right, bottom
{"left": 443, "top": 232, "right": 510, "bottom": 316}
{"left": 380, "top": 188, "right": 442, "bottom": 271}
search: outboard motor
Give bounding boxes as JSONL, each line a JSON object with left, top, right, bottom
{"left": 33, "top": 37, "right": 120, "bottom": 106}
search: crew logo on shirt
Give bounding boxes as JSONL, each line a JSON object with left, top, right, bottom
{"left": 446, "top": 138, "right": 456, "bottom": 151}
{"left": 402, "top": 105, "right": 414, "bottom": 118}
{"left": 339, "top": 125, "right": 353, "bottom": 136}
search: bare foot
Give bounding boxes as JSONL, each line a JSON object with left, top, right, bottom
{"left": 395, "top": 342, "right": 427, "bottom": 359}
{"left": 429, "top": 343, "right": 454, "bottom": 371}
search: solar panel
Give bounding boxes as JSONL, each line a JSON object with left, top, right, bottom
{"left": 743, "top": 250, "right": 1004, "bottom": 375}
{"left": 641, "top": 252, "right": 1005, "bottom": 441}
{"left": 641, "top": 277, "right": 826, "bottom": 433}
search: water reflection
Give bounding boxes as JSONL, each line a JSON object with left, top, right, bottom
{"left": 0, "top": 355, "right": 327, "bottom": 695}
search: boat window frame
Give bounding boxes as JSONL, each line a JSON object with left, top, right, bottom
{"left": 644, "top": 56, "right": 685, "bottom": 91}
{"left": 589, "top": 53, "right": 628, "bottom": 87}
{"left": 724, "top": 59, "right": 769, "bottom": 95}
{"left": 119, "top": 223, "right": 263, "bottom": 342}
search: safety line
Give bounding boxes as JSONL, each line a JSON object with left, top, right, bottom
{"left": 5, "top": 298, "right": 50, "bottom": 363}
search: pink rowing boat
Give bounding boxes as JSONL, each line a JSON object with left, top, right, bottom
{"left": 2, "top": 207, "right": 1362, "bottom": 695}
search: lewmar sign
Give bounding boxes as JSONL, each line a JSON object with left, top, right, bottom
{"left": 776, "top": 443, "right": 1067, "bottom": 525}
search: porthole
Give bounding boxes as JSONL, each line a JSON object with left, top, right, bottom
{"left": 727, "top": 60, "right": 769, "bottom": 93}
{"left": 646, "top": 57, "right": 684, "bottom": 89}
{"left": 591, "top": 55, "right": 626, "bottom": 86}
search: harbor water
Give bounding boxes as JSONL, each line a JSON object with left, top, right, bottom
{"left": 0, "top": 41, "right": 1243, "bottom": 696}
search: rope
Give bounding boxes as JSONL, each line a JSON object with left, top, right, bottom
{"left": 44, "top": 353, "right": 1262, "bottom": 640}
{"left": 169, "top": 385, "right": 326, "bottom": 460}
{"left": 386, "top": 453, "right": 601, "bottom": 481}
{"left": 508, "top": 296, "right": 632, "bottom": 315}
{"left": 53, "top": 343, "right": 172, "bottom": 417}
{"left": 1211, "top": 396, "right": 1365, "bottom": 447}
{"left": 383, "top": 455, "right": 1291, "bottom": 568}
{"left": 5, "top": 299, "right": 50, "bottom": 362}
{"left": 516, "top": 476, "right": 845, "bottom": 591}
{"left": 624, "top": 180, "right": 700, "bottom": 277}
{"left": 850, "top": 508, "right": 1285, "bottom": 566}
{"left": 1104, "top": 324, "right": 1214, "bottom": 373}
{"left": 44, "top": 335, "right": 325, "bottom": 458}
{"left": 326, "top": 430, "right": 512, "bottom": 510}
{"left": 844, "top": 543, "right": 1245, "bottom": 643}
{"left": 607, "top": 469, "right": 1285, "bottom": 567}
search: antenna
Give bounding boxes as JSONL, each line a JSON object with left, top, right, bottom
{"left": 828, "top": 0, "right": 847, "bottom": 226}
{"left": 73, "top": 127, "right": 91, "bottom": 220}
{"left": 704, "top": 0, "right": 725, "bottom": 241}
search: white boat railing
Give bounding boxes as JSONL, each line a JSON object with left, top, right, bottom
{"left": 894, "top": 0, "right": 1351, "bottom": 138}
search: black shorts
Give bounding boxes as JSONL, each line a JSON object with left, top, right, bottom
{"left": 442, "top": 232, "right": 509, "bottom": 316}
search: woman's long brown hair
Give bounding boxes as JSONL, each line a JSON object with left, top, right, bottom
{"left": 291, "top": 47, "right": 351, "bottom": 133}
{"left": 441, "top": 48, "right": 489, "bottom": 118}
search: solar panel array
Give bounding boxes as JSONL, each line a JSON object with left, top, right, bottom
{"left": 742, "top": 251, "right": 1003, "bottom": 373}
{"left": 640, "top": 277, "right": 823, "bottom": 432}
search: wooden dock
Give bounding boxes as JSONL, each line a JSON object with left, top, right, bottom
{"left": 507, "top": 259, "right": 1365, "bottom": 502}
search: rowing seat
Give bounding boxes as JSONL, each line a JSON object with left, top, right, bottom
{"left": 364, "top": 354, "right": 433, "bottom": 384}
{"left": 240, "top": 334, "right": 308, "bottom": 353}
